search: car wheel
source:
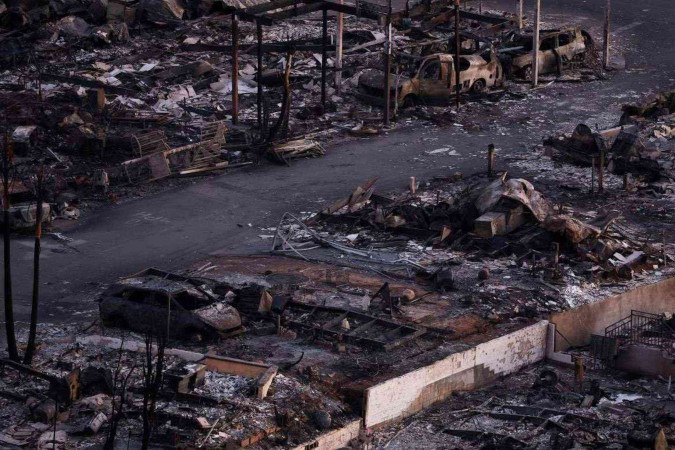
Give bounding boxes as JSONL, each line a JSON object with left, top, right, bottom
{"left": 471, "top": 79, "right": 487, "bottom": 93}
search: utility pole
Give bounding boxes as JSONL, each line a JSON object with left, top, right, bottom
{"left": 335, "top": 0, "right": 344, "bottom": 94}
{"left": 231, "top": 13, "right": 239, "bottom": 125}
{"left": 532, "top": 0, "right": 540, "bottom": 87}
{"left": 454, "top": 0, "right": 460, "bottom": 112}
{"left": 383, "top": 0, "right": 392, "bottom": 126}
{"left": 518, "top": 0, "right": 523, "bottom": 29}
{"left": 603, "top": 0, "right": 610, "bottom": 68}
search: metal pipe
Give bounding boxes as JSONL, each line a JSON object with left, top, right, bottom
{"left": 532, "top": 0, "right": 540, "bottom": 87}
{"left": 231, "top": 13, "right": 239, "bottom": 125}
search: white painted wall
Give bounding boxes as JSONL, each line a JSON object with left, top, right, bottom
{"left": 364, "top": 348, "right": 476, "bottom": 427}
{"left": 364, "top": 321, "right": 549, "bottom": 428}
{"left": 475, "top": 320, "right": 548, "bottom": 374}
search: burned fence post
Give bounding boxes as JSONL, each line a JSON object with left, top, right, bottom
{"left": 603, "top": 0, "right": 611, "bottom": 69}
{"left": 231, "top": 12, "right": 239, "bottom": 125}
{"left": 321, "top": 6, "right": 328, "bottom": 110}
{"left": 532, "top": 0, "right": 540, "bottom": 87}
{"left": 518, "top": 0, "right": 523, "bottom": 29}
{"left": 383, "top": 0, "right": 393, "bottom": 126}
{"left": 335, "top": 0, "right": 344, "bottom": 94}
{"left": 487, "top": 144, "right": 495, "bottom": 178}
{"left": 454, "top": 0, "right": 460, "bottom": 112}
{"left": 257, "top": 20, "right": 263, "bottom": 128}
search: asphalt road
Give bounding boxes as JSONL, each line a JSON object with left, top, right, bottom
{"left": 3, "top": 0, "right": 674, "bottom": 326}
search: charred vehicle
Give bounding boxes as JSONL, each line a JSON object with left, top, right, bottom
{"left": 99, "top": 268, "right": 242, "bottom": 341}
{"left": 358, "top": 46, "right": 503, "bottom": 107}
{"left": 501, "top": 27, "right": 593, "bottom": 79}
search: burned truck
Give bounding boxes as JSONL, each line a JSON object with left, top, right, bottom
{"left": 501, "top": 27, "right": 593, "bottom": 79}
{"left": 99, "top": 268, "right": 242, "bottom": 341}
{"left": 358, "top": 48, "right": 503, "bottom": 108}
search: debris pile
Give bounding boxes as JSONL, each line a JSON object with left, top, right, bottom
{"left": 374, "top": 361, "right": 675, "bottom": 449}
{"left": 546, "top": 88, "right": 675, "bottom": 184}
{"left": 273, "top": 171, "right": 673, "bottom": 310}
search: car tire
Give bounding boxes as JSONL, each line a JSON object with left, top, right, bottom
{"left": 471, "top": 79, "right": 487, "bottom": 93}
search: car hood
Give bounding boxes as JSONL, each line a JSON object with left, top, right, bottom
{"left": 195, "top": 302, "right": 241, "bottom": 331}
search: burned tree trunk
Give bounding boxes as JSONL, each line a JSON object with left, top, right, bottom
{"left": 2, "top": 132, "right": 18, "bottom": 361}
{"left": 23, "top": 166, "right": 46, "bottom": 365}
{"left": 141, "top": 299, "right": 170, "bottom": 450}
{"left": 268, "top": 51, "right": 294, "bottom": 142}
{"left": 104, "top": 335, "right": 136, "bottom": 450}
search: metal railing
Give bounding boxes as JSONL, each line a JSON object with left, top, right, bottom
{"left": 605, "top": 310, "right": 674, "bottom": 351}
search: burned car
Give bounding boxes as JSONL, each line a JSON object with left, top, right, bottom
{"left": 501, "top": 27, "right": 593, "bottom": 79}
{"left": 99, "top": 268, "right": 242, "bottom": 341}
{"left": 358, "top": 48, "right": 503, "bottom": 107}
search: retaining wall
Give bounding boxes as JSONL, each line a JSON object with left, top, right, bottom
{"left": 363, "top": 320, "right": 549, "bottom": 428}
